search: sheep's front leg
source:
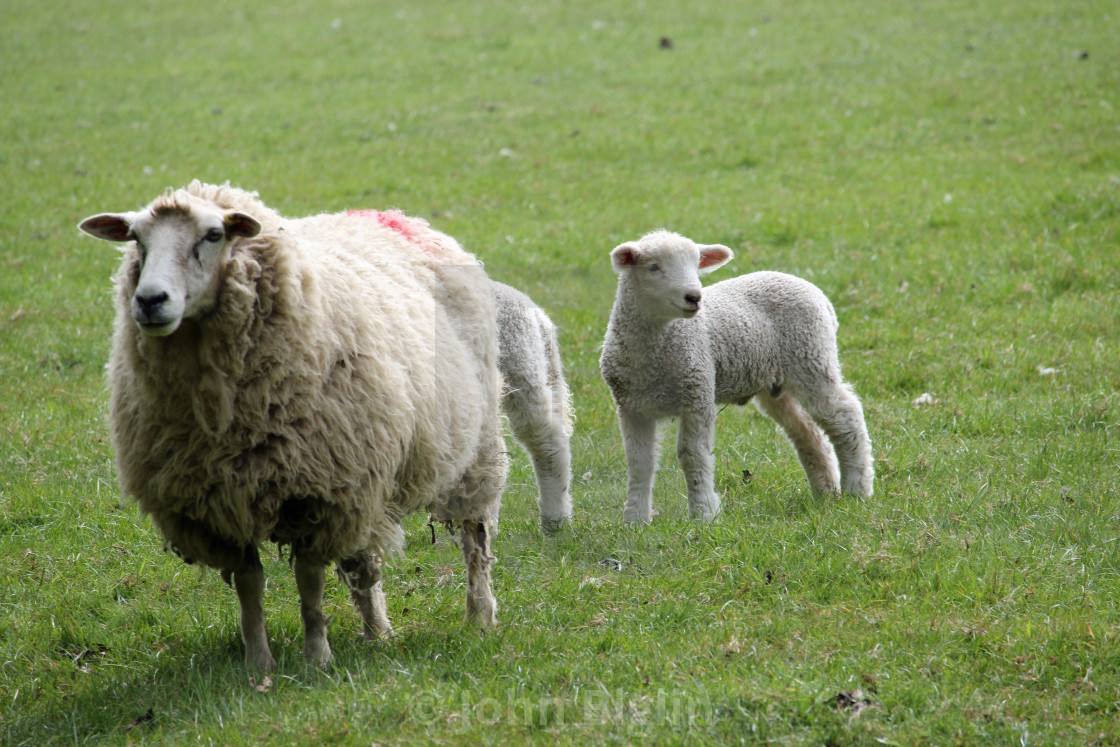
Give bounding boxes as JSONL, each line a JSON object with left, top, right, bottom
{"left": 232, "top": 547, "right": 276, "bottom": 671}
{"left": 338, "top": 551, "right": 392, "bottom": 641}
{"left": 459, "top": 519, "right": 497, "bottom": 629}
{"left": 619, "top": 409, "right": 659, "bottom": 524}
{"left": 677, "top": 410, "right": 721, "bottom": 521}
{"left": 294, "top": 557, "right": 331, "bottom": 667}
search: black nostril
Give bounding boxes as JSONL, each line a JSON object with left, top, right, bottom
{"left": 135, "top": 291, "right": 169, "bottom": 315}
{"left": 685, "top": 293, "right": 701, "bottom": 306}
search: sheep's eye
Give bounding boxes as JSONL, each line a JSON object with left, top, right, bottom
{"left": 204, "top": 228, "right": 224, "bottom": 243}
{"left": 648, "top": 263, "right": 661, "bottom": 273}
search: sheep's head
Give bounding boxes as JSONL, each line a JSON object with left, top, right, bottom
{"left": 610, "top": 230, "right": 732, "bottom": 322}
{"left": 80, "top": 195, "right": 261, "bottom": 336}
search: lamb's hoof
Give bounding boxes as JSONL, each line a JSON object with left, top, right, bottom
{"left": 622, "top": 508, "right": 656, "bottom": 525}
{"left": 540, "top": 516, "right": 569, "bottom": 535}
{"left": 689, "top": 507, "right": 721, "bottom": 523}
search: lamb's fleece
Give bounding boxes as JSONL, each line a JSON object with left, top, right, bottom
{"left": 491, "top": 281, "right": 574, "bottom": 531}
{"left": 107, "top": 182, "right": 504, "bottom": 573}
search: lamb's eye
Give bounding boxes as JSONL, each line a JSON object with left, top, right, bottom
{"left": 204, "top": 228, "right": 224, "bottom": 243}
{"left": 648, "top": 263, "right": 661, "bottom": 273}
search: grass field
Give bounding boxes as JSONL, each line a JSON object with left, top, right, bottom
{"left": 2, "top": 0, "right": 1118, "bottom": 743}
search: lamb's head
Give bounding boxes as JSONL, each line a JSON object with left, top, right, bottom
{"left": 610, "top": 230, "right": 732, "bottom": 322}
{"left": 80, "top": 193, "right": 261, "bottom": 336}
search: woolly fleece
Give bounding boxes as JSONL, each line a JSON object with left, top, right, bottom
{"left": 106, "top": 182, "right": 505, "bottom": 571}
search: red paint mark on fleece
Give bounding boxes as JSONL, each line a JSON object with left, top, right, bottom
{"left": 347, "top": 209, "right": 431, "bottom": 245}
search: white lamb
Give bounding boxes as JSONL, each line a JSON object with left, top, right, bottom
{"left": 491, "top": 281, "right": 573, "bottom": 531}
{"left": 599, "top": 230, "right": 873, "bottom": 523}
{"left": 78, "top": 182, "right": 507, "bottom": 669}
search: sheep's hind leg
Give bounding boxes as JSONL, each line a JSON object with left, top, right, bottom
{"left": 754, "top": 391, "right": 840, "bottom": 496}
{"left": 460, "top": 519, "right": 497, "bottom": 629}
{"left": 337, "top": 551, "right": 392, "bottom": 641}
{"left": 800, "top": 382, "right": 874, "bottom": 497}
{"left": 294, "top": 557, "right": 332, "bottom": 667}
{"left": 231, "top": 546, "right": 276, "bottom": 671}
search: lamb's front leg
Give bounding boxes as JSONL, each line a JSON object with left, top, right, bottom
{"left": 677, "top": 410, "right": 721, "bottom": 521}
{"left": 232, "top": 546, "right": 276, "bottom": 671}
{"left": 294, "top": 557, "right": 331, "bottom": 667}
{"left": 619, "top": 408, "right": 659, "bottom": 524}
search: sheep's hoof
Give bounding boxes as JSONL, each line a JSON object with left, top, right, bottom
{"left": 304, "top": 649, "right": 332, "bottom": 669}
{"left": 467, "top": 599, "right": 498, "bottom": 630}
{"left": 303, "top": 636, "right": 332, "bottom": 669}
{"left": 472, "top": 613, "right": 497, "bottom": 631}
{"left": 361, "top": 624, "right": 394, "bottom": 643}
{"left": 245, "top": 650, "right": 277, "bottom": 672}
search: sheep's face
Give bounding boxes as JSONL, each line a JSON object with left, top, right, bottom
{"left": 80, "top": 202, "right": 261, "bottom": 336}
{"left": 611, "top": 231, "right": 732, "bottom": 323}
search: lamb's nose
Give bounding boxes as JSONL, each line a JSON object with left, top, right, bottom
{"left": 685, "top": 293, "right": 701, "bottom": 309}
{"left": 135, "top": 291, "right": 169, "bottom": 318}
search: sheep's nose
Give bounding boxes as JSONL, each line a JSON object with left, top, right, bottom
{"left": 135, "top": 291, "right": 169, "bottom": 318}
{"left": 685, "top": 292, "right": 702, "bottom": 310}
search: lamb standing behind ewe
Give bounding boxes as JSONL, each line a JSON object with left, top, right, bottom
{"left": 79, "top": 181, "right": 507, "bottom": 669}
{"left": 599, "top": 230, "right": 873, "bottom": 523}
{"left": 491, "top": 281, "right": 573, "bottom": 531}
{"left": 344, "top": 212, "right": 574, "bottom": 532}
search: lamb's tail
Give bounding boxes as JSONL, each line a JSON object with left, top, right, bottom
{"left": 529, "top": 307, "right": 573, "bottom": 437}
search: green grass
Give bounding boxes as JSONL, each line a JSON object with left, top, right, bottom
{"left": 2, "top": 0, "right": 1118, "bottom": 743}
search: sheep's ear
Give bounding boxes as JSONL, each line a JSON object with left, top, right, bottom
{"left": 610, "top": 242, "right": 641, "bottom": 273}
{"left": 223, "top": 211, "right": 261, "bottom": 238}
{"left": 697, "top": 244, "right": 733, "bottom": 274}
{"left": 78, "top": 213, "right": 135, "bottom": 242}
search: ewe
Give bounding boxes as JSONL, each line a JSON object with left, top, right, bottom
{"left": 600, "top": 230, "right": 873, "bottom": 523}
{"left": 79, "top": 182, "right": 507, "bottom": 669}
{"left": 492, "top": 281, "right": 573, "bottom": 532}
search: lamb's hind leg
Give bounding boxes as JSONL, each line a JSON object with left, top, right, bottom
{"left": 460, "top": 519, "right": 497, "bottom": 628}
{"left": 800, "top": 382, "right": 874, "bottom": 496}
{"left": 294, "top": 557, "right": 331, "bottom": 667}
{"left": 754, "top": 390, "right": 841, "bottom": 496}
{"left": 505, "top": 386, "right": 573, "bottom": 533}
{"left": 337, "top": 551, "right": 392, "bottom": 641}
{"left": 231, "top": 546, "right": 276, "bottom": 670}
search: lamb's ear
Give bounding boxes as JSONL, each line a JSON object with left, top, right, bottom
{"left": 610, "top": 242, "right": 641, "bottom": 273}
{"left": 697, "top": 244, "right": 733, "bottom": 274}
{"left": 223, "top": 211, "right": 261, "bottom": 238}
{"left": 78, "top": 213, "right": 135, "bottom": 242}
